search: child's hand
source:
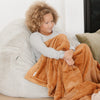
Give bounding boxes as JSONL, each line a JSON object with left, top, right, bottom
{"left": 63, "top": 50, "right": 74, "bottom": 66}
{"left": 64, "top": 58, "right": 74, "bottom": 66}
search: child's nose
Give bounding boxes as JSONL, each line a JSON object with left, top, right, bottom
{"left": 49, "top": 23, "right": 53, "bottom": 28}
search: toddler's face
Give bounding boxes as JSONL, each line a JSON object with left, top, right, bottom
{"left": 39, "top": 13, "right": 55, "bottom": 35}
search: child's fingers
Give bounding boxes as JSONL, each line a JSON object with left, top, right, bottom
{"left": 66, "top": 59, "right": 74, "bottom": 66}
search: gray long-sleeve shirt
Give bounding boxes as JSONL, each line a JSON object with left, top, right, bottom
{"left": 30, "top": 27, "right": 77, "bottom": 62}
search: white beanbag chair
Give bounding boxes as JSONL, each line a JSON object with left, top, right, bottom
{"left": 0, "top": 18, "right": 80, "bottom": 98}
{"left": 0, "top": 19, "right": 49, "bottom": 98}
{"left": 92, "top": 91, "right": 100, "bottom": 100}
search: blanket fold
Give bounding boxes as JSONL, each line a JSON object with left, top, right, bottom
{"left": 25, "top": 34, "right": 100, "bottom": 100}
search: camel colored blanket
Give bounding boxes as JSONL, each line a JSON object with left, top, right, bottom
{"left": 25, "top": 34, "right": 100, "bottom": 100}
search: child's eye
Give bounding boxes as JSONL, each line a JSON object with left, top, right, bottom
{"left": 45, "top": 21, "right": 54, "bottom": 24}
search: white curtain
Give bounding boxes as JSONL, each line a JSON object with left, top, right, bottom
{"left": 64, "top": 0, "right": 84, "bottom": 34}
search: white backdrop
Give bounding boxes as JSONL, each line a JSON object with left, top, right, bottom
{"left": 0, "top": 0, "right": 84, "bottom": 34}
{"left": 65, "top": 0, "right": 84, "bottom": 34}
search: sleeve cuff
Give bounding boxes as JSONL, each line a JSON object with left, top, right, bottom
{"left": 59, "top": 51, "right": 65, "bottom": 59}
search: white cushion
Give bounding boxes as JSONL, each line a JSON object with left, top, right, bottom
{"left": 0, "top": 19, "right": 49, "bottom": 98}
{"left": 66, "top": 33, "right": 80, "bottom": 50}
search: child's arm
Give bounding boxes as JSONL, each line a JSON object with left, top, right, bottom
{"left": 30, "top": 34, "right": 65, "bottom": 59}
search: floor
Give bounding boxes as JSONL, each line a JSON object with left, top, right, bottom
{"left": 0, "top": 94, "right": 54, "bottom": 100}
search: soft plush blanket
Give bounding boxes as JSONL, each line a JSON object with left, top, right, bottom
{"left": 25, "top": 34, "right": 100, "bottom": 100}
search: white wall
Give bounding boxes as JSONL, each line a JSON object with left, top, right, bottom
{"left": 0, "top": 0, "right": 36, "bottom": 31}
{"left": 65, "top": 0, "right": 84, "bottom": 34}
{"left": 0, "top": 0, "right": 84, "bottom": 34}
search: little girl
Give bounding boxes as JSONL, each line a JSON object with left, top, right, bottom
{"left": 26, "top": 1, "right": 74, "bottom": 66}
{"left": 25, "top": 2, "right": 100, "bottom": 100}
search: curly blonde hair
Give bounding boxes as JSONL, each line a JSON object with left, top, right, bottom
{"left": 25, "top": 1, "right": 58, "bottom": 33}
